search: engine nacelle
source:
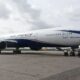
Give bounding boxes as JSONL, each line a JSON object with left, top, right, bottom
{"left": 0, "top": 42, "right": 6, "bottom": 49}
{"left": 30, "top": 46, "right": 42, "bottom": 50}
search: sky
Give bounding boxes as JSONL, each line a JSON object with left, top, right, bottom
{"left": 0, "top": 0, "right": 80, "bottom": 34}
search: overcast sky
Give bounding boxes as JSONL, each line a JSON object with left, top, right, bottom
{"left": 0, "top": 0, "right": 80, "bottom": 34}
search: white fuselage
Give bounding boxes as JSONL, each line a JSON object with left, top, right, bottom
{"left": 0, "top": 26, "right": 80, "bottom": 48}
{"left": 23, "top": 26, "right": 80, "bottom": 47}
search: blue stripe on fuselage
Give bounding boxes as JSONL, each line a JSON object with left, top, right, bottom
{"left": 8, "top": 39, "right": 77, "bottom": 48}
{"left": 61, "top": 30, "right": 80, "bottom": 34}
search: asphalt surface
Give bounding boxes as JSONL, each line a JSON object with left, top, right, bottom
{"left": 0, "top": 50, "right": 80, "bottom": 80}
{"left": 41, "top": 67, "right": 80, "bottom": 80}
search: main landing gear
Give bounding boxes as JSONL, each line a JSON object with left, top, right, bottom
{"left": 64, "top": 50, "right": 68, "bottom": 56}
{"left": 69, "top": 48, "right": 75, "bottom": 56}
{"left": 78, "top": 49, "right": 80, "bottom": 57}
{"left": 64, "top": 47, "right": 80, "bottom": 57}
{"left": 64, "top": 48, "right": 76, "bottom": 56}
{"left": 13, "top": 47, "right": 21, "bottom": 54}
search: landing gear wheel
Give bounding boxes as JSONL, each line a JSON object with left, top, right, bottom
{"left": 64, "top": 50, "right": 68, "bottom": 56}
{"left": 70, "top": 51, "right": 75, "bottom": 56}
{"left": 78, "top": 53, "right": 80, "bottom": 57}
{"left": 13, "top": 47, "right": 21, "bottom": 54}
{"left": 13, "top": 50, "right": 21, "bottom": 54}
{"left": 64, "top": 52, "right": 68, "bottom": 56}
{"left": 78, "top": 49, "right": 80, "bottom": 57}
{"left": 0, "top": 50, "right": 1, "bottom": 54}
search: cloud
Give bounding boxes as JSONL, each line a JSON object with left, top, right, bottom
{"left": 28, "top": 0, "right": 80, "bottom": 27}
{"left": 0, "top": 0, "right": 79, "bottom": 35}
{"left": 0, "top": 0, "right": 32, "bottom": 34}
{"left": 65, "top": 7, "right": 80, "bottom": 27}
{"left": 67, "top": 8, "right": 80, "bottom": 21}
{"left": 0, "top": 2, "right": 10, "bottom": 19}
{"left": 0, "top": 0, "right": 50, "bottom": 32}
{"left": 12, "top": 0, "right": 51, "bottom": 30}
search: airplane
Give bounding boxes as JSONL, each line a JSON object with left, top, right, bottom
{"left": 0, "top": 26, "right": 80, "bottom": 56}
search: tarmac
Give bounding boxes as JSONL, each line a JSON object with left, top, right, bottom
{"left": 0, "top": 50, "right": 80, "bottom": 80}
